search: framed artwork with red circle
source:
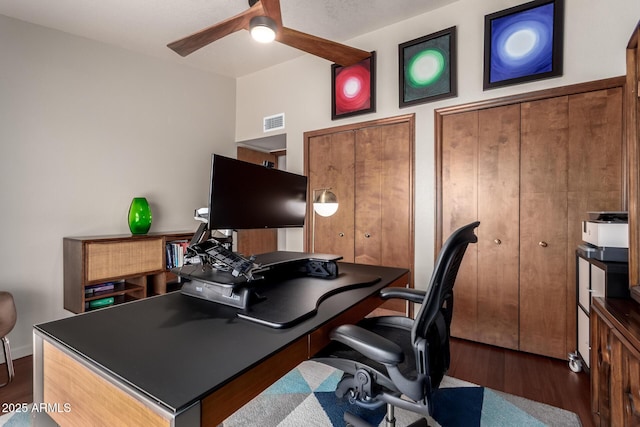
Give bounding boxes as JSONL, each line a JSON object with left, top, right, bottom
{"left": 331, "top": 52, "right": 376, "bottom": 120}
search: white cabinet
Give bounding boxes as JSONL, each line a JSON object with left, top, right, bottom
{"left": 577, "top": 309, "right": 590, "bottom": 368}
{"left": 590, "top": 265, "right": 606, "bottom": 306}
{"left": 575, "top": 253, "right": 629, "bottom": 369}
{"left": 578, "top": 257, "right": 591, "bottom": 312}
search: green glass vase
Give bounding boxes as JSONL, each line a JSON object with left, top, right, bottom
{"left": 128, "top": 197, "right": 152, "bottom": 235}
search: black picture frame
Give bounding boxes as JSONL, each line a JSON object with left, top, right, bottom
{"left": 399, "top": 26, "right": 457, "bottom": 108}
{"left": 331, "top": 52, "right": 376, "bottom": 120}
{"left": 483, "top": 0, "right": 564, "bottom": 90}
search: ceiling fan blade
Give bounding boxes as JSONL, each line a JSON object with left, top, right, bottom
{"left": 277, "top": 27, "right": 371, "bottom": 67}
{"left": 260, "top": 0, "right": 283, "bottom": 27}
{"left": 167, "top": 2, "right": 264, "bottom": 57}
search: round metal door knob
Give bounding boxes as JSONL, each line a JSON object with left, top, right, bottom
{"left": 494, "top": 239, "right": 502, "bottom": 245}
{"left": 538, "top": 241, "right": 548, "bottom": 247}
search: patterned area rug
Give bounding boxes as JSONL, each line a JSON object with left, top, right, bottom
{"left": 223, "top": 361, "right": 582, "bottom": 427}
{"left": 0, "top": 361, "right": 582, "bottom": 427}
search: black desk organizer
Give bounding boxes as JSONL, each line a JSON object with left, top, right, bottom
{"left": 174, "top": 251, "right": 381, "bottom": 328}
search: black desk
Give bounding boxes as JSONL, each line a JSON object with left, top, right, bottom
{"left": 33, "top": 263, "right": 409, "bottom": 427}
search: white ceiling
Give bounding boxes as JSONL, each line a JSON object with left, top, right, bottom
{"left": 0, "top": 0, "right": 457, "bottom": 78}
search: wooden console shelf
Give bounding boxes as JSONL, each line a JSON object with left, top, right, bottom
{"left": 63, "top": 231, "right": 193, "bottom": 313}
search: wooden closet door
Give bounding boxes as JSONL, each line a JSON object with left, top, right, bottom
{"left": 307, "top": 132, "right": 355, "bottom": 260}
{"left": 476, "top": 105, "right": 521, "bottom": 349}
{"left": 305, "top": 115, "right": 415, "bottom": 315}
{"left": 442, "top": 106, "right": 520, "bottom": 347}
{"left": 438, "top": 79, "right": 625, "bottom": 358}
{"left": 354, "top": 123, "right": 411, "bottom": 268}
{"left": 519, "top": 96, "right": 569, "bottom": 359}
{"left": 441, "top": 110, "right": 479, "bottom": 341}
{"left": 354, "top": 122, "right": 413, "bottom": 313}
{"left": 566, "top": 88, "right": 623, "bottom": 240}
{"left": 354, "top": 127, "right": 383, "bottom": 266}
{"left": 566, "top": 87, "right": 623, "bottom": 353}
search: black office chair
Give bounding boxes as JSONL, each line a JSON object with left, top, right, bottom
{"left": 313, "top": 221, "right": 480, "bottom": 427}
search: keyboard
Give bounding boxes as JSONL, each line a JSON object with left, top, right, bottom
{"left": 188, "top": 240, "right": 257, "bottom": 279}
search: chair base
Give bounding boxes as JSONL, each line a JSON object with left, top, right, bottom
{"left": 0, "top": 336, "right": 14, "bottom": 387}
{"left": 344, "top": 404, "right": 429, "bottom": 427}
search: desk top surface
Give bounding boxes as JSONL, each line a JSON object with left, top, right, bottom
{"left": 35, "top": 263, "right": 408, "bottom": 414}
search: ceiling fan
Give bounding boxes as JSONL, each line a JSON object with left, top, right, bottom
{"left": 167, "top": 0, "right": 371, "bottom": 67}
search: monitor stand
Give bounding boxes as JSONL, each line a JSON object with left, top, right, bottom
{"left": 175, "top": 251, "right": 342, "bottom": 309}
{"left": 180, "top": 277, "right": 260, "bottom": 309}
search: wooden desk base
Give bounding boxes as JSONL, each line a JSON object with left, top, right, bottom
{"left": 202, "top": 337, "right": 308, "bottom": 426}
{"left": 43, "top": 342, "right": 173, "bottom": 427}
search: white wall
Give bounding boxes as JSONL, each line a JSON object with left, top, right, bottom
{"left": 0, "top": 15, "right": 237, "bottom": 358}
{"left": 236, "top": 0, "right": 640, "bottom": 292}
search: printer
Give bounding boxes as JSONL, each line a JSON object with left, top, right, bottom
{"left": 578, "top": 211, "right": 628, "bottom": 261}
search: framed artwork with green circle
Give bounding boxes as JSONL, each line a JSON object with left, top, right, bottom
{"left": 399, "top": 26, "right": 457, "bottom": 108}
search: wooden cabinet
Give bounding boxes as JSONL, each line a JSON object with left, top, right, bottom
{"left": 437, "top": 79, "right": 624, "bottom": 359}
{"left": 63, "top": 231, "right": 193, "bottom": 313}
{"left": 591, "top": 298, "right": 640, "bottom": 426}
{"left": 305, "top": 114, "right": 414, "bottom": 313}
{"left": 625, "top": 22, "right": 640, "bottom": 298}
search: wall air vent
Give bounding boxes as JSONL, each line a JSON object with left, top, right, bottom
{"left": 263, "top": 113, "right": 285, "bottom": 133}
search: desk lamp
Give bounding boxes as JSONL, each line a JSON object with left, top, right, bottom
{"left": 312, "top": 189, "right": 339, "bottom": 252}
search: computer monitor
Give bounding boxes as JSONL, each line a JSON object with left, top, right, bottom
{"left": 207, "top": 154, "right": 308, "bottom": 230}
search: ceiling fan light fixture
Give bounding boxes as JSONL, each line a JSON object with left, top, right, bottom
{"left": 250, "top": 16, "right": 277, "bottom": 43}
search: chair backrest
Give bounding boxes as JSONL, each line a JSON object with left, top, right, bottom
{"left": 412, "top": 221, "right": 479, "bottom": 388}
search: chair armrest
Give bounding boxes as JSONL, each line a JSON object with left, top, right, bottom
{"left": 330, "top": 324, "right": 404, "bottom": 365}
{"left": 380, "top": 288, "right": 426, "bottom": 304}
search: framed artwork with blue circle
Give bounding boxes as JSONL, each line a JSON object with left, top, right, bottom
{"left": 483, "top": 0, "right": 564, "bottom": 90}
{"left": 399, "top": 26, "right": 457, "bottom": 108}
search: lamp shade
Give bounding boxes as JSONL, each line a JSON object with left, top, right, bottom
{"left": 250, "top": 16, "right": 277, "bottom": 43}
{"left": 313, "top": 189, "right": 339, "bottom": 217}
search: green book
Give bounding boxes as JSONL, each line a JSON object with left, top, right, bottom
{"left": 89, "top": 297, "right": 115, "bottom": 309}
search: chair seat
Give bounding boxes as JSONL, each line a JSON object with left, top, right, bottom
{"left": 315, "top": 315, "right": 417, "bottom": 394}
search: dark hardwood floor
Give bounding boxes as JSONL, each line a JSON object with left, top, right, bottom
{"left": 0, "top": 340, "right": 592, "bottom": 426}
{"left": 449, "top": 338, "right": 593, "bottom": 427}
{"left": 0, "top": 355, "right": 32, "bottom": 406}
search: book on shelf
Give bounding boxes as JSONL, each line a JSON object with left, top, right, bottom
{"left": 86, "top": 296, "right": 115, "bottom": 310}
{"left": 166, "top": 240, "right": 190, "bottom": 269}
{"left": 84, "top": 281, "right": 119, "bottom": 296}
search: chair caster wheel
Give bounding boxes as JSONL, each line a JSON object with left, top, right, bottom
{"left": 568, "top": 352, "right": 582, "bottom": 373}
